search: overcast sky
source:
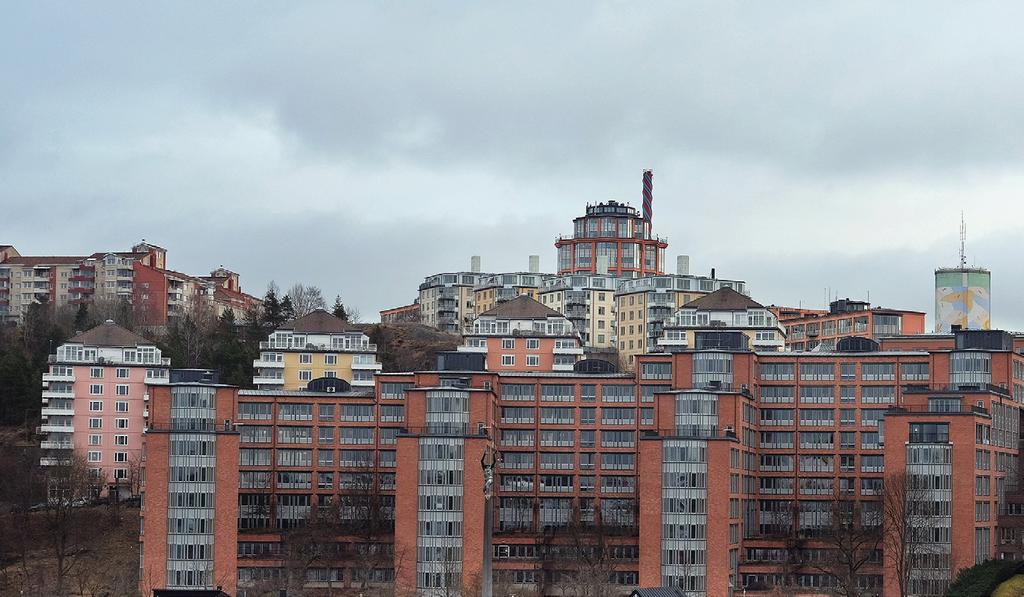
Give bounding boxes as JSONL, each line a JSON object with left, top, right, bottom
{"left": 2, "top": 2, "right": 1023, "bottom": 328}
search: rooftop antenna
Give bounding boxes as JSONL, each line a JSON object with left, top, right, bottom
{"left": 959, "top": 212, "right": 967, "bottom": 268}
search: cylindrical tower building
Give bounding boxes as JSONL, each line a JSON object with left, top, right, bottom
{"left": 934, "top": 266, "right": 991, "bottom": 332}
{"left": 555, "top": 200, "right": 668, "bottom": 277}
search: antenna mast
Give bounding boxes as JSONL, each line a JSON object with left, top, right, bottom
{"left": 960, "top": 212, "right": 967, "bottom": 268}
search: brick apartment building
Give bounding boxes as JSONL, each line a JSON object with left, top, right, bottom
{"left": 773, "top": 298, "right": 926, "bottom": 352}
{"left": 0, "top": 242, "right": 259, "bottom": 324}
{"left": 138, "top": 323, "right": 1024, "bottom": 597}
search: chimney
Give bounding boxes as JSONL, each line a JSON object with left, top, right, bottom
{"left": 470, "top": 256, "right": 481, "bottom": 273}
{"left": 677, "top": 255, "right": 690, "bottom": 276}
{"left": 528, "top": 255, "right": 540, "bottom": 274}
{"left": 596, "top": 255, "right": 610, "bottom": 275}
{"left": 710, "top": 268, "right": 716, "bottom": 280}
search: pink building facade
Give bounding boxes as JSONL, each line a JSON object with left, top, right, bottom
{"left": 40, "top": 320, "right": 169, "bottom": 495}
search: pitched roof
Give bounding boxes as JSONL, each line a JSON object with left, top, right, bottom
{"left": 280, "top": 309, "right": 350, "bottom": 333}
{"left": 68, "top": 320, "right": 152, "bottom": 347}
{"left": 479, "top": 295, "right": 563, "bottom": 319}
{"left": 2, "top": 256, "right": 85, "bottom": 266}
{"left": 683, "top": 287, "right": 764, "bottom": 311}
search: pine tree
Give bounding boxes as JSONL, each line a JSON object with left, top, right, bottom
{"left": 332, "top": 295, "right": 348, "bottom": 321}
{"left": 73, "top": 303, "right": 90, "bottom": 333}
{"left": 262, "top": 286, "right": 283, "bottom": 329}
{"left": 280, "top": 295, "right": 296, "bottom": 323}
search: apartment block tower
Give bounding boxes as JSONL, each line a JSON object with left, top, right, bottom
{"left": 139, "top": 379, "right": 240, "bottom": 594}
{"left": 252, "top": 310, "right": 383, "bottom": 390}
{"left": 139, "top": 324, "right": 1024, "bottom": 597}
{"left": 417, "top": 270, "right": 492, "bottom": 333}
{"left": 538, "top": 273, "right": 622, "bottom": 349}
{"left": 40, "top": 320, "right": 170, "bottom": 495}
{"left": 0, "top": 241, "right": 259, "bottom": 324}
{"left": 614, "top": 273, "right": 748, "bottom": 366}
{"left": 555, "top": 200, "right": 668, "bottom": 278}
{"left": 774, "top": 298, "right": 926, "bottom": 351}
{"left": 472, "top": 270, "right": 552, "bottom": 317}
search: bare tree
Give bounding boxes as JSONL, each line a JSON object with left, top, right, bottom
{"left": 881, "top": 471, "right": 945, "bottom": 597}
{"left": 538, "top": 502, "right": 628, "bottom": 597}
{"left": 808, "top": 493, "right": 883, "bottom": 597}
{"left": 40, "top": 453, "right": 103, "bottom": 596}
{"left": 287, "top": 283, "right": 327, "bottom": 318}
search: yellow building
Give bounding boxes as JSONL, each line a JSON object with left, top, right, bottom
{"left": 253, "top": 310, "right": 382, "bottom": 390}
{"left": 614, "top": 274, "right": 748, "bottom": 367}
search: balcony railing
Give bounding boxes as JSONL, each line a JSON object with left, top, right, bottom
{"left": 259, "top": 341, "right": 377, "bottom": 352}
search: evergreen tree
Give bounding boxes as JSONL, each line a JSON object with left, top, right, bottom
{"left": 332, "top": 295, "right": 348, "bottom": 321}
{"left": 73, "top": 303, "right": 90, "bottom": 333}
{"left": 280, "top": 295, "right": 296, "bottom": 323}
{"left": 262, "top": 285, "right": 284, "bottom": 329}
{"left": 210, "top": 309, "right": 253, "bottom": 387}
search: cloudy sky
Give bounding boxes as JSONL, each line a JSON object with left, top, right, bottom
{"left": 2, "top": 2, "right": 1022, "bottom": 328}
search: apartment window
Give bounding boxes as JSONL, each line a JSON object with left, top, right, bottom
{"left": 540, "top": 407, "right": 574, "bottom": 424}
{"left": 114, "top": 401, "right": 129, "bottom": 413}
{"left": 239, "top": 403, "right": 272, "bottom": 420}
{"left": 341, "top": 404, "right": 374, "bottom": 422}
{"left": 87, "top": 451, "right": 101, "bottom": 462}
{"left": 541, "top": 385, "right": 573, "bottom": 402}
{"left": 279, "top": 404, "right": 313, "bottom": 421}
{"left": 502, "top": 407, "right": 535, "bottom": 424}
{"left": 760, "top": 385, "right": 794, "bottom": 403}
{"left": 116, "top": 368, "right": 130, "bottom": 379}
{"left": 380, "top": 405, "right": 405, "bottom": 422}
{"left": 800, "top": 408, "right": 834, "bottom": 426}
{"left": 641, "top": 362, "right": 672, "bottom": 380}
{"left": 88, "top": 434, "right": 102, "bottom": 446}
{"left": 90, "top": 367, "right": 103, "bottom": 379}
{"left": 861, "top": 363, "right": 896, "bottom": 381}
{"left": 89, "top": 418, "right": 102, "bottom": 429}
{"left": 840, "top": 431, "right": 857, "bottom": 449}
{"left": 89, "top": 384, "right": 103, "bottom": 395}
{"left": 760, "top": 362, "right": 795, "bottom": 381}
{"left": 324, "top": 354, "right": 337, "bottom": 365}
{"left": 114, "top": 452, "right": 128, "bottom": 463}
{"left": 840, "top": 409, "right": 856, "bottom": 426}
{"left": 602, "top": 384, "right": 635, "bottom": 403}
{"left": 602, "top": 453, "right": 635, "bottom": 470}
{"left": 299, "top": 354, "right": 312, "bottom": 364}
{"left": 501, "top": 384, "right": 535, "bottom": 401}
{"left": 526, "top": 339, "right": 540, "bottom": 349}
{"left": 502, "top": 339, "right": 515, "bottom": 349}
{"left": 89, "top": 401, "right": 103, "bottom": 412}
{"left": 840, "top": 362, "right": 856, "bottom": 380}
{"left": 339, "top": 427, "right": 374, "bottom": 445}
{"left": 902, "top": 362, "right": 930, "bottom": 381}
{"left": 602, "top": 407, "right": 636, "bottom": 425}
{"left": 115, "top": 384, "right": 129, "bottom": 396}
{"left": 501, "top": 355, "right": 515, "bottom": 366}
{"left": 601, "top": 430, "right": 635, "bottom": 448}
{"left": 317, "top": 449, "right": 334, "bottom": 466}
{"left": 116, "top": 418, "right": 129, "bottom": 429}
{"left": 800, "top": 363, "right": 835, "bottom": 381}
{"left": 526, "top": 355, "right": 540, "bottom": 367}
{"left": 298, "top": 370, "right": 312, "bottom": 381}
{"left": 800, "top": 386, "right": 834, "bottom": 404}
